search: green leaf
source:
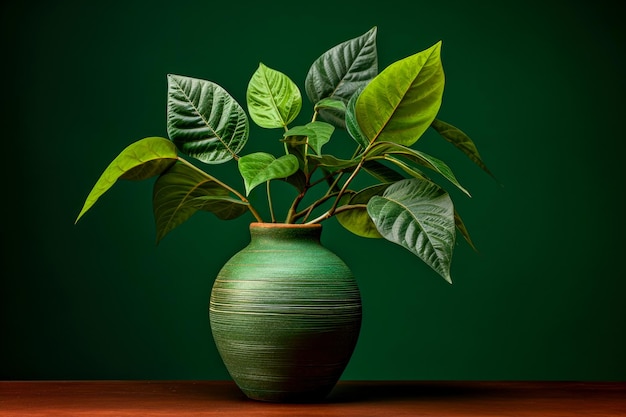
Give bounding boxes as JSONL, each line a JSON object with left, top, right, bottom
{"left": 284, "top": 121, "right": 335, "bottom": 155}
{"left": 356, "top": 41, "right": 444, "bottom": 146}
{"left": 305, "top": 121, "right": 334, "bottom": 154}
{"left": 167, "top": 74, "right": 248, "bottom": 164}
{"left": 431, "top": 119, "right": 495, "bottom": 179}
{"left": 346, "top": 87, "right": 369, "bottom": 148}
{"left": 284, "top": 170, "right": 308, "bottom": 193}
{"left": 186, "top": 196, "right": 250, "bottom": 221}
{"left": 314, "top": 98, "right": 346, "bottom": 113}
{"left": 383, "top": 155, "right": 429, "bottom": 181}
{"left": 153, "top": 162, "right": 248, "bottom": 243}
{"left": 282, "top": 135, "right": 307, "bottom": 171}
{"left": 392, "top": 152, "right": 469, "bottom": 196}
{"left": 336, "top": 184, "right": 390, "bottom": 238}
{"left": 455, "top": 209, "right": 477, "bottom": 252}
{"left": 369, "top": 142, "right": 471, "bottom": 197}
{"left": 305, "top": 26, "right": 378, "bottom": 128}
{"left": 307, "top": 154, "right": 359, "bottom": 172}
{"left": 247, "top": 63, "right": 302, "bottom": 129}
{"left": 362, "top": 160, "right": 406, "bottom": 182}
{"left": 75, "top": 137, "right": 178, "bottom": 223}
{"left": 238, "top": 152, "right": 300, "bottom": 195}
{"left": 367, "top": 178, "right": 455, "bottom": 283}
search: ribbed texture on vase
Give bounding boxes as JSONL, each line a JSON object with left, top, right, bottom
{"left": 209, "top": 223, "right": 362, "bottom": 402}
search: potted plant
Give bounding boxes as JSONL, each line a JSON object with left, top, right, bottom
{"left": 75, "top": 27, "right": 493, "bottom": 402}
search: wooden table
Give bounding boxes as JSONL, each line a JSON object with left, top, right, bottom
{"left": 1, "top": 381, "right": 625, "bottom": 416}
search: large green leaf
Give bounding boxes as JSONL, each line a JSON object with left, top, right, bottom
{"left": 75, "top": 137, "right": 178, "bottom": 223}
{"left": 431, "top": 119, "right": 495, "bottom": 179}
{"left": 356, "top": 41, "right": 444, "bottom": 146}
{"left": 167, "top": 74, "right": 248, "bottom": 164}
{"left": 367, "top": 178, "right": 455, "bottom": 283}
{"left": 305, "top": 26, "right": 378, "bottom": 128}
{"left": 247, "top": 63, "right": 301, "bottom": 129}
{"left": 336, "top": 183, "right": 390, "bottom": 238}
{"left": 284, "top": 121, "right": 335, "bottom": 155}
{"left": 153, "top": 162, "right": 248, "bottom": 242}
{"left": 238, "top": 152, "right": 300, "bottom": 195}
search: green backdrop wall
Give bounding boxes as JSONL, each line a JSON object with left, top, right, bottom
{"left": 1, "top": 0, "right": 624, "bottom": 381}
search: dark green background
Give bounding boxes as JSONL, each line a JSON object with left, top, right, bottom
{"left": 1, "top": 1, "right": 624, "bottom": 381}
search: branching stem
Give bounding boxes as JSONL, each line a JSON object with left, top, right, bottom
{"left": 305, "top": 203, "right": 367, "bottom": 224}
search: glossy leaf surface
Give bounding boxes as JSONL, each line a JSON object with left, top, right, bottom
{"left": 153, "top": 162, "right": 248, "bottom": 242}
{"left": 356, "top": 41, "right": 444, "bottom": 146}
{"left": 167, "top": 74, "right": 248, "bottom": 164}
{"left": 367, "top": 178, "right": 455, "bottom": 283}
{"left": 305, "top": 27, "right": 378, "bottom": 127}
{"left": 75, "top": 137, "right": 178, "bottom": 223}
{"left": 238, "top": 152, "right": 300, "bottom": 195}
{"left": 247, "top": 63, "right": 301, "bottom": 129}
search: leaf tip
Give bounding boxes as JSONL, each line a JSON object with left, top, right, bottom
{"left": 74, "top": 204, "right": 91, "bottom": 225}
{"left": 425, "top": 40, "right": 443, "bottom": 57}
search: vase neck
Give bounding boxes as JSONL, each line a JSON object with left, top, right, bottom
{"left": 249, "top": 223, "right": 322, "bottom": 244}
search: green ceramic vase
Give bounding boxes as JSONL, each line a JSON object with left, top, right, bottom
{"left": 209, "top": 223, "right": 362, "bottom": 402}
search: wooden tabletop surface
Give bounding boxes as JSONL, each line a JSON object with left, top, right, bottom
{"left": 1, "top": 380, "right": 625, "bottom": 416}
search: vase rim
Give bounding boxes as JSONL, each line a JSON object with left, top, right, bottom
{"left": 250, "top": 222, "right": 321, "bottom": 229}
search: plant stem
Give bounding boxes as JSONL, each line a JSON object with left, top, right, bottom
{"left": 331, "top": 159, "right": 365, "bottom": 210}
{"left": 301, "top": 174, "right": 341, "bottom": 223}
{"left": 296, "top": 192, "right": 339, "bottom": 223}
{"left": 282, "top": 124, "right": 290, "bottom": 155}
{"left": 285, "top": 192, "right": 303, "bottom": 224}
{"left": 305, "top": 156, "right": 367, "bottom": 224}
{"left": 177, "top": 157, "right": 264, "bottom": 223}
{"left": 266, "top": 181, "right": 276, "bottom": 223}
{"left": 306, "top": 203, "right": 367, "bottom": 224}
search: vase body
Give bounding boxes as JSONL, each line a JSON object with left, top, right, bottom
{"left": 209, "top": 223, "right": 362, "bottom": 402}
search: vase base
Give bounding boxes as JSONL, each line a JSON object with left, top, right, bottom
{"left": 240, "top": 384, "right": 335, "bottom": 403}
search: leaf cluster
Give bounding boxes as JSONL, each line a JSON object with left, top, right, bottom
{"left": 76, "top": 27, "right": 494, "bottom": 283}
